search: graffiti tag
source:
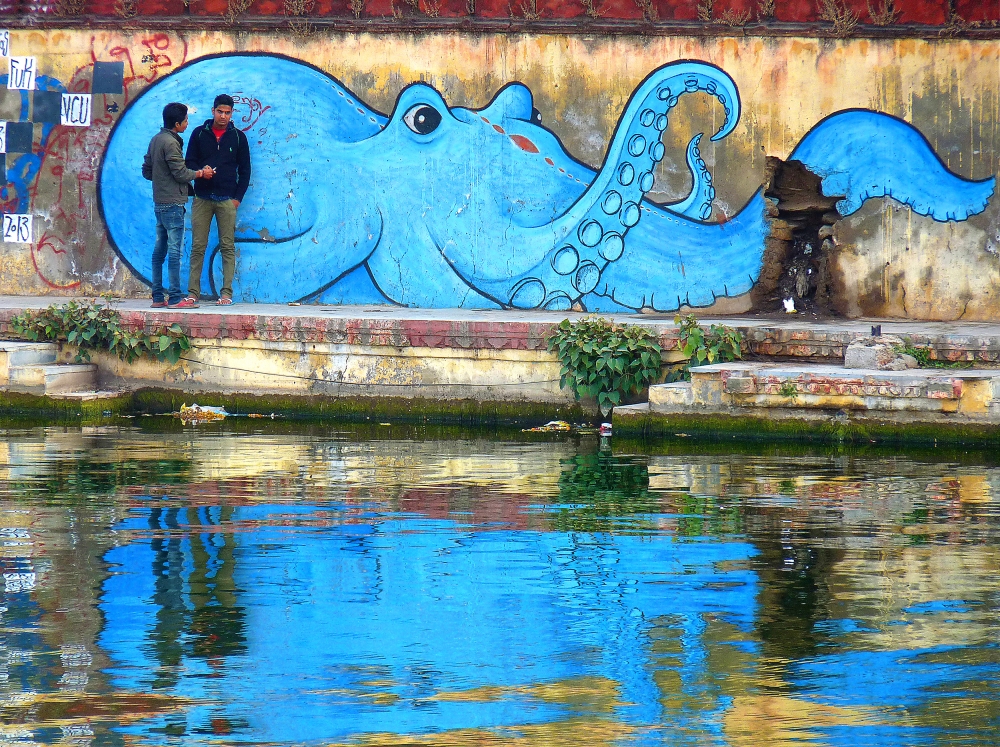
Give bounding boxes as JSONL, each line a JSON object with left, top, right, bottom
{"left": 3, "top": 214, "right": 32, "bottom": 243}
{"left": 231, "top": 94, "right": 271, "bottom": 131}
{"left": 61, "top": 94, "right": 92, "bottom": 127}
{"left": 8, "top": 57, "right": 35, "bottom": 90}
{"left": 0, "top": 30, "right": 9, "bottom": 58}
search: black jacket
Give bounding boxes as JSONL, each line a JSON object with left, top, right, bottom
{"left": 184, "top": 119, "right": 251, "bottom": 202}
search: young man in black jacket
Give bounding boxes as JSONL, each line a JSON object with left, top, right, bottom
{"left": 183, "top": 94, "right": 252, "bottom": 305}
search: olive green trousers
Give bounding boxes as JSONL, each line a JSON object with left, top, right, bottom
{"left": 188, "top": 196, "right": 237, "bottom": 299}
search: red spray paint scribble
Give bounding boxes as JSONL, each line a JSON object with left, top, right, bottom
{"left": 24, "top": 34, "right": 190, "bottom": 290}
{"left": 32, "top": 233, "right": 81, "bottom": 290}
{"left": 231, "top": 94, "right": 272, "bottom": 131}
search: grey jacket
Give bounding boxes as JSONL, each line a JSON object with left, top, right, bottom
{"left": 142, "top": 128, "right": 198, "bottom": 205}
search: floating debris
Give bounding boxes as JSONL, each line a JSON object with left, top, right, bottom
{"left": 599, "top": 423, "right": 612, "bottom": 437}
{"left": 522, "top": 420, "right": 572, "bottom": 433}
{"left": 177, "top": 403, "right": 228, "bottom": 424}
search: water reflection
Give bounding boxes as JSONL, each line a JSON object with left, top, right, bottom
{"left": 0, "top": 424, "right": 997, "bottom": 745}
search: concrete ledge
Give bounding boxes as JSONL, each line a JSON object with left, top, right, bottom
{"left": 2, "top": 297, "right": 1000, "bottom": 364}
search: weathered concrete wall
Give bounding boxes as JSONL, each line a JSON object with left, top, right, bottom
{"left": 1, "top": 29, "right": 999, "bottom": 319}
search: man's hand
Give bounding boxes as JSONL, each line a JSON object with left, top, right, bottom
{"left": 201, "top": 165, "right": 215, "bottom": 179}
{"left": 232, "top": 200, "right": 240, "bottom": 208}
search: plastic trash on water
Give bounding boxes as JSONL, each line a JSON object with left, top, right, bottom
{"left": 599, "top": 423, "right": 612, "bottom": 437}
{"left": 522, "top": 420, "right": 572, "bottom": 433}
{"left": 177, "top": 403, "right": 228, "bottom": 424}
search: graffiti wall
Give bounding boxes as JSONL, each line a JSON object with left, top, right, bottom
{"left": 1, "top": 30, "right": 999, "bottom": 320}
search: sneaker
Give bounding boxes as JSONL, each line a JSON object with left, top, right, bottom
{"left": 168, "top": 297, "right": 200, "bottom": 309}
{"left": 150, "top": 300, "right": 167, "bottom": 308}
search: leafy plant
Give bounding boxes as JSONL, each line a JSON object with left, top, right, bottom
{"left": 899, "top": 341, "right": 973, "bottom": 370}
{"left": 548, "top": 317, "right": 662, "bottom": 415}
{"left": 674, "top": 314, "right": 744, "bottom": 379}
{"left": 778, "top": 381, "right": 798, "bottom": 398}
{"left": 9, "top": 299, "right": 190, "bottom": 365}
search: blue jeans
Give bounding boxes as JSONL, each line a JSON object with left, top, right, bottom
{"left": 151, "top": 203, "right": 186, "bottom": 305}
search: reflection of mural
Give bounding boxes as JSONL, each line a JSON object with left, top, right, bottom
{"left": 100, "top": 54, "right": 995, "bottom": 310}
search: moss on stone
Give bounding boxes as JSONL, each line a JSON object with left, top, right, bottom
{"left": 0, "top": 390, "right": 134, "bottom": 423}
{"left": 612, "top": 408, "right": 1000, "bottom": 446}
{"left": 0, "top": 388, "right": 591, "bottom": 427}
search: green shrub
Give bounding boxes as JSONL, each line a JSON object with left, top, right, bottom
{"left": 9, "top": 299, "right": 190, "bottom": 365}
{"left": 548, "top": 317, "right": 662, "bottom": 415}
{"left": 778, "top": 381, "right": 798, "bottom": 398}
{"left": 899, "top": 340, "right": 972, "bottom": 369}
{"left": 673, "top": 314, "right": 744, "bottom": 380}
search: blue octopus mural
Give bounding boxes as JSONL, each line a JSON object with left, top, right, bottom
{"left": 99, "top": 54, "right": 996, "bottom": 310}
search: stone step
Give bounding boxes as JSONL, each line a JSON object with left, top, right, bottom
{"left": 648, "top": 381, "right": 694, "bottom": 407}
{"left": 647, "top": 363, "right": 1000, "bottom": 417}
{"left": 0, "top": 341, "right": 57, "bottom": 384}
{"left": 9, "top": 363, "right": 98, "bottom": 394}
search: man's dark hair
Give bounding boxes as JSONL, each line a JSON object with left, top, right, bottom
{"left": 162, "top": 102, "right": 188, "bottom": 130}
{"left": 213, "top": 94, "right": 235, "bottom": 109}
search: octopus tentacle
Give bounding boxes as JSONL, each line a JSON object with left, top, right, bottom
{"left": 666, "top": 134, "right": 716, "bottom": 221}
{"left": 464, "top": 62, "right": 740, "bottom": 309}
{"left": 473, "top": 61, "right": 741, "bottom": 309}
{"left": 790, "top": 110, "right": 995, "bottom": 222}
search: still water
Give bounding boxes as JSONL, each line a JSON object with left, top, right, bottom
{"left": 1, "top": 422, "right": 999, "bottom": 745}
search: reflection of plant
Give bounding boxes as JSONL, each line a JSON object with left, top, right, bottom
{"left": 674, "top": 314, "right": 744, "bottom": 380}
{"left": 548, "top": 317, "right": 662, "bottom": 415}
{"left": 10, "top": 299, "right": 190, "bottom": 365}
{"left": 675, "top": 493, "right": 742, "bottom": 537}
{"left": 550, "top": 452, "right": 743, "bottom": 535}
{"left": 551, "top": 453, "right": 660, "bottom": 532}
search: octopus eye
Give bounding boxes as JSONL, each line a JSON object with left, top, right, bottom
{"left": 531, "top": 107, "right": 542, "bottom": 125}
{"left": 403, "top": 104, "right": 442, "bottom": 135}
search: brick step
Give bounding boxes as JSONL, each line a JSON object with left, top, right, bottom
{"left": 0, "top": 341, "right": 57, "bottom": 384}
{"left": 8, "top": 363, "right": 98, "bottom": 394}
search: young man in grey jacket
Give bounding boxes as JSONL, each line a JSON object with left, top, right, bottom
{"left": 141, "top": 102, "right": 214, "bottom": 308}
